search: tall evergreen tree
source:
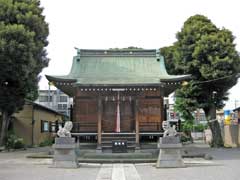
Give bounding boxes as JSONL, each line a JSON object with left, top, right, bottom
{"left": 161, "top": 15, "right": 240, "bottom": 147}
{"left": 0, "top": 0, "right": 49, "bottom": 145}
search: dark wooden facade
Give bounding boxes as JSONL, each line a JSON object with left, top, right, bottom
{"left": 73, "top": 87, "right": 164, "bottom": 133}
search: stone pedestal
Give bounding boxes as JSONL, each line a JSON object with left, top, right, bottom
{"left": 52, "top": 137, "right": 78, "bottom": 168}
{"left": 156, "top": 136, "right": 184, "bottom": 168}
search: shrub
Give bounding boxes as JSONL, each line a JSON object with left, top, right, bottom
{"left": 182, "top": 122, "right": 193, "bottom": 132}
{"left": 5, "top": 134, "right": 25, "bottom": 149}
{"left": 193, "top": 124, "right": 208, "bottom": 132}
{"left": 180, "top": 135, "right": 192, "bottom": 142}
{"left": 39, "top": 139, "right": 53, "bottom": 147}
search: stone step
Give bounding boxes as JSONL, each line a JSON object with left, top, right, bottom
{"left": 82, "top": 152, "right": 153, "bottom": 159}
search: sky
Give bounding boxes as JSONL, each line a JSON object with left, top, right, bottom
{"left": 39, "top": 0, "right": 240, "bottom": 110}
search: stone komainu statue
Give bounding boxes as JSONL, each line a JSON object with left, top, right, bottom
{"left": 57, "top": 121, "right": 73, "bottom": 137}
{"left": 162, "top": 121, "right": 177, "bottom": 137}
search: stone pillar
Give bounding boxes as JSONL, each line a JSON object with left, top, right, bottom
{"left": 97, "top": 98, "right": 102, "bottom": 150}
{"left": 53, "top": 137, "right": 78, "bottom": 168}
{"left": 224, "top": 125, "right": 233, "bottom": 147}
{"left": 224, "top": 125, "right": 237, "bottom": 147}
{"left": 156, "top": 136, "right": 184, "bottom": 168}
{"left": 135, "top": 99, "right": 140, "bottom": 149}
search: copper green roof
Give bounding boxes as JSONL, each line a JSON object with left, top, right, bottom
{"left": 46, "top": 49, "right": 191, "bottom": 96}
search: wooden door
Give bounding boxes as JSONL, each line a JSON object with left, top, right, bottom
{"left": 102, "top": 101, "right": 116, "bottom": 132}
{"left": 120, "top": 101, "right": 134, "bottom": 132}
{"left": 139, "top": 99, "right": 161, "bottom": 132}
{"left": 102, "top": 100, "right": 134, "bottom": 132}
{"left": 74, "top": 99, "right": 98, "bottom": 132}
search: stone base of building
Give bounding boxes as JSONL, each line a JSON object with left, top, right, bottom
{"left": 52, "top": 137, "right": 79, "bottom": 168}
{"left": 156, "top": 136, "right": 185, "bottom": 168}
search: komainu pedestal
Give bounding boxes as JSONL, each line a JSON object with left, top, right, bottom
{"left": 53, "top": 137, "right": 78, "bottom": 168}
{"left": 156, "top": 136, "right": 185, "bottom": 168}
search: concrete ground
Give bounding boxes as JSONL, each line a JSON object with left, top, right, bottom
{"left": 0, "top": 143, "right": 240, "bottom": 180}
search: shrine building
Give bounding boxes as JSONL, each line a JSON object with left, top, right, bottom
{"left": 46, "top": 49, "right": 191, "bottom": 151}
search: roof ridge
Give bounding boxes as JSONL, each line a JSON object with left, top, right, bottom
{"left": 79, "top": 49, "right": 157, "bottom": 57}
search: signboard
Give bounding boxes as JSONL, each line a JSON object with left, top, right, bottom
{"left": 224, "top": 110, "right": 231, "bottom": 125}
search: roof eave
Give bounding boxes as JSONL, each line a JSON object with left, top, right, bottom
{"left": 160, "top": 75, "right": 192, "bottom": 82}
{"left": 45, "top": 75, "right": 77, "bottom": 83}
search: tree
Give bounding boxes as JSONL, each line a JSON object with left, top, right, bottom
{"left": 161, "top": 15, "right": 240, "bottom": 147}
{"left": 0, "top": 0, "right": 49, "bottom": 145}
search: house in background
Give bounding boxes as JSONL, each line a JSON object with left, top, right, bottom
{"left": 13, "top": 100, "right": 66, "bottom": 146}
{"left": 35, "top": 90, "right": 73, "bottom": 116}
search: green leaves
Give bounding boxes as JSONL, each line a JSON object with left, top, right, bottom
{"left": 161, "top": 14, "right": 240, "bottom": 136}
{"left": 162, "top": 15, "right": 240, "bottom": 114}
{"left": 174, "top": 81, "right": 199, "bottom": 122}
{"left": 0, "top": 0, "right": 49, "bottom": 114}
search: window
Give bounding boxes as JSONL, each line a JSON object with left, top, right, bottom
{"left": 58, "top": 104, "right": 68, "bottom": 110}
{"left": 60, "top": 96, "right": 68, "bottom": 102}
{"left": 50, "top": 122, "right": 56, "bottom": 132}
{"left": 39, "top": 96, "right": 52, "bottom": 102}
{"left": 41, "top": 120, "right": 49, "bottom": 132}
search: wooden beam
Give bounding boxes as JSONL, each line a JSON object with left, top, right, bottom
{"left": 97, "top": 97, "right": 102, "bottom": 150}
{"left": 135, "top": 99, "right": 140, "bottom": 149}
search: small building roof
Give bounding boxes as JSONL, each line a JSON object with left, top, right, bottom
{"left": 25, "top": 100, "right": 68, "bottom": 118}
{"left": 233, "top": 106, "right": 240, "bottom": 112}
{"left": 46, "top": 49, "right": 191, "bottom": 96}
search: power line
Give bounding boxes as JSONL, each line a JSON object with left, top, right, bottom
{"left": 193, "top": 73, "right": 240, "bottom": 85}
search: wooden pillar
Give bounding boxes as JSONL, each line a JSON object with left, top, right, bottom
{"left": 70, "top": 104, "right": 73, "bottom": 121}
{"left": 135, "top": 99, "right": 140, "bottom": 149}
{"left": 97, "top": 97, "right": 102, "bottom": 150}
{"left": 159, "top": 96, "right": 164, "bottom": 130}
{"left": 72, "top": 87, "right": 78, "bottom": 123}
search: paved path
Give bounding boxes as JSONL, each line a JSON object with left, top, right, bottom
{"left": 96, "top": 164, "right": 141, "bottom": 180}
{"left": 0, "top": 146, "right": 240, "bottom": 180}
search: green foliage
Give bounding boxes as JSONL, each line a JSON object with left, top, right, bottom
{"left": 161, "top": 14, "right": 240, "bottom": 116}
{"left": 109, "top": 47, "right": 143, "bottom": 50}
{"left": 160, "top": 46, "right": 180, "bottom": 75}
{"left": 182, "top": 121, "right": 193, "bottom": 132}
{"left": 182, "top": 121, "right": 207, "bottom": 132}
{"left": 0, "top": 0, "right": 49, "bottom": 114}
{"left": 181, "top": 121, "right": 194, "bottom": 143}
{"left": 180, "top": 135, "right": 192, "bottom": 143}
{"left": 5, "top": 133, "right": 25, "bottom": 149}
{"left": 193, "top": 124, "right": 208, "bottom": 132}
{"left": 174, "top": 81, "right": 199, "bottom": 123}
{"left": 39, "top": 138, "right": 53, "bottom": 147}
{"left": 0, "top": 0, "right": 49, "bottom": 145}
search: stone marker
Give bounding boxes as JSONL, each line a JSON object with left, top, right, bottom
{"left": 156, "top": 121, "right": 185, "bottom": 168}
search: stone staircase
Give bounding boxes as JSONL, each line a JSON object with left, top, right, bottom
{"left": 101, "top": 133, "right": 136, "bottom": 152}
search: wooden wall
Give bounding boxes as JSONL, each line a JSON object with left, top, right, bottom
{"left": 73, "top": 87, "right": 164, "bottom": 132}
